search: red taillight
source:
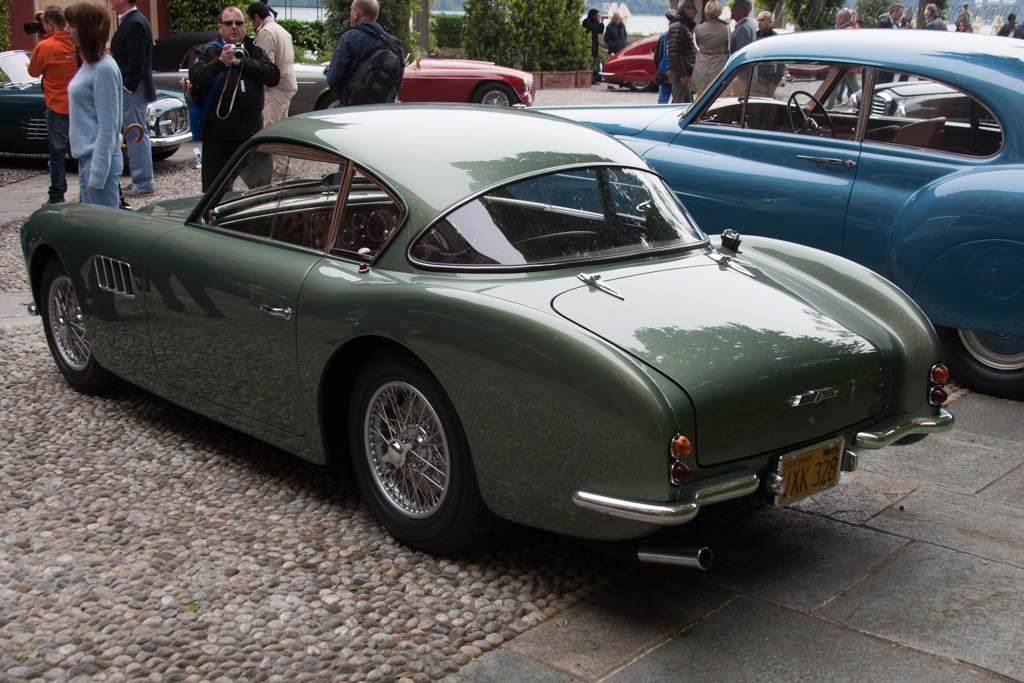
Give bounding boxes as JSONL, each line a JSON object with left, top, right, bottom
{"left": 670, "top": 461, "right": 691, "bottom": 485}
{"left": 929, "top": 385, "right": 948, "bottom": 406}
{"left": 930, "top": 363, "right": 950, "bottom": 384}
{"left": 670, "top": 434, "right": 691, "bottom": 459}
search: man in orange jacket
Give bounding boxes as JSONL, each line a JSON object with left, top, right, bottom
{"left": 28, "top": 6, "right": 79, "bottom": 206}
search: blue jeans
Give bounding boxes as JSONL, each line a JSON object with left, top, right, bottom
{"left": 123, "top": 88, "right": 154, "bottom": 191}
{"left": 78, "top": 150, "right": 124, "bottom": 209}
{"left": 658, "top": 84, "right": 671, "bottom": 104}
{"left": 44, "top": 107, "right": 70, "bottom": 203}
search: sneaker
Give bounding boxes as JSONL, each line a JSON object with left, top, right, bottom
{"left": 122, "top": 184, "right": 155, "bottom": 198}
{"left": 42, "top": 199, "right": 63, "bottom": 207}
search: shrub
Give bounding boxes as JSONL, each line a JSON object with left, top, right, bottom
{"left": 278, "top": 18, "right": 328, "bottom": 55}
{"left": 322, "top": 0, "right": 419, "bottom": 53}
{"left": 167, "top": 0, "right": 222, "bottom": 33}
{"left": 432, "top": 13, "right": 465, "bottom": 49}
{"left": 464, "top": 0, "right": 589, "bottom": 71}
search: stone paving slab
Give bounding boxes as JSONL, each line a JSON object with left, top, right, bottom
{"left": 857, "top": 429, "right": 1023, "bottom": 495}
{"left": 682, "top": 506, "right": 908, "bottom": 613}
{"left": 867, "top": 485, "right": 1024, "bottom": 569}
{"left": 945, "top": 394, "right": 1024, "bottom": 441}
{"left": 603, "top": 596, "right": 1008, "bottom": 683}
{"left": 789, "top": 469, "right": 918, "bottom": 524}
{"left": 500, "top": 573, "right": 733, "bottom": 681}
{"left": 0, "top": 292, "right": 36, "bottom": 329}
{"left": 819, "top": 542, "right": 1024, "bottom": 680}
{"left": 441, "top": 649, "right": 575, "bottom": 682}
{"left": 977, "top": 462, "right": 1024, "bottom": 509}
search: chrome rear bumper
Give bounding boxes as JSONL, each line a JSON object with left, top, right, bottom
{"left": 853, "top": 408, "right": 954, "bottom": 449}
{"left": 573, "top": 472, "right": 760, "bottom": 526}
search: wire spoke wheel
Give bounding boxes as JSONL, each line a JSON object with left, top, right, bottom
{"left": 349, "top": 353, "right": 492, "bottom": 553}
{"left": 47, "top": 274, "right": 91, "bottom": 371}
{"left": 364, "top": 380, "right": 451, "bottom": 518}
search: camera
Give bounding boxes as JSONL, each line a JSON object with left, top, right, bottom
{"left": 24, "top": 20, "right": 44, "bottom": 34}
{"left": 232, "top": 43, "right": 245, "bottom": 59}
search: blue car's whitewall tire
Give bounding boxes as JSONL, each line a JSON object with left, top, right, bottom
{"left": 349, "top": 352, "right": 492, "bottom": 553}
{"left": 938, "top": 326, "right": 1024, "bottom": 401}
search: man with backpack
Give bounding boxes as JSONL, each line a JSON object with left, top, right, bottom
{"left": 326, "top": 0, "right": 404, "bottom": 106}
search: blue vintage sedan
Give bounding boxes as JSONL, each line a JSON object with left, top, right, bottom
{"left": 543, "top": 30, "right": 1024, "bottom": 400}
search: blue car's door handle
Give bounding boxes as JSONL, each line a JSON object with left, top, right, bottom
{"left": 797, "top": 155, "right": 857, "bottom": 168}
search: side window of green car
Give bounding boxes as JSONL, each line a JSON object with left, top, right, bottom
{"left": 410, "top": 166, "right": 705, "bottom": 268}
{"left": 332, "top": 167, "right": 404, "bottom": 260}
{"left": 202, "top": 144, "right": 347, "bottom": 250}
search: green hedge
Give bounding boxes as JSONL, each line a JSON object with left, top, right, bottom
{"left": 432, "top": 13, "right": 465, "bottom": 49}
{"left": 0, "top": 0, "right": 12, "bottom": 52}
{"left": 277, "top": 18, "right": 328, "bottom": 55}
{"left": 167, "top": 0, "right": 222, "bottom": 33}
{"left": 464, "top": 0, "right": 589, "bottom": 72}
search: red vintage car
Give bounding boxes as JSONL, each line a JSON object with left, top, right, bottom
{"left": 601, "top": 34, "right": 660, "bottom": 92}
{"left": 152, "top": 32, "right": 534, "bottom": 112}
{"left": 400, "top": 57, "right": 533, "bottom": 106}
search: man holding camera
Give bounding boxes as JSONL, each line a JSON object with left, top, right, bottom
{"left": 110, "top": 0, "right": 156, "bottom": 198}
{"left": 189, "top": 6, "right": 279, "bottom": 190}
{"left": 27, "top": 6, "right": 78, "bottom": 207}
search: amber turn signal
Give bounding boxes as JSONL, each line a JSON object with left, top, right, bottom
{"left": 670, "top": 434, "right": 692, "bottom": 459}
{"left": 930, "top": 363, "right": 950, "bottom": 384}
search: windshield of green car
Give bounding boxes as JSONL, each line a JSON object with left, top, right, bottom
{"left": 410, "top": 167, "right": 706, "bottom": 268}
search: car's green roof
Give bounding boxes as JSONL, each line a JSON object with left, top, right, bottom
{"left": 254, "top": 104, "right": 649, "bottom": 216}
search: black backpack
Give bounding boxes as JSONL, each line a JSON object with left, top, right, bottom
{"left": 348, "top": 24, "right": 403, "bottom": 105}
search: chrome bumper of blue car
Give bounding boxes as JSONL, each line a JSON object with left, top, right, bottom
{"left": 853, "top": 408, "right": 954, "bottom": 449}
{"left": 573, "top": 472, "right": 760, "bottom": 526}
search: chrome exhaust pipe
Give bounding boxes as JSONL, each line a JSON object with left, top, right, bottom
{"left": 27, "top": 304, "right": 38, "bottom": 316}
{"left": 637, "top": 545, "right": 713, "bottom": 570}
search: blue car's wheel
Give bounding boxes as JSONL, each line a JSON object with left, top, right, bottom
{"left": 349, "top": 352, "right": 492, "bottom": 553}
{"left": 938, "top": 327, "right": 1024, "bottom": 400}
{"left": 40, "top": 259, "right": 115, "bottom": 394}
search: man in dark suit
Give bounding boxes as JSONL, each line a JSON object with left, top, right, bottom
{"left": 110, "top": 0, "right": 156, "bottom": 198}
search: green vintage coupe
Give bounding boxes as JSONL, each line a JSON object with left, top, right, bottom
{"left": 21, "top": 106, "right": 953, "bottom": 564}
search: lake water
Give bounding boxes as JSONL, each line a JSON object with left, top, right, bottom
{"left": 278, "top": 6, "right": 670, "bottom": 35}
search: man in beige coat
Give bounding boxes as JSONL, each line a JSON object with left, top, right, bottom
{"left": 246, "top": 2, "right": 298, "bottom": 124}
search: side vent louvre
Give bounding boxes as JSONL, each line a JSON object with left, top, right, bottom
{"left": 93, "top": 255, "right": 136, "bottom": 299}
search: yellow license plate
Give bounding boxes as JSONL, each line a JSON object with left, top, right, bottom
{"left": 774, "top": 438, "right": 844, "bottom": 506}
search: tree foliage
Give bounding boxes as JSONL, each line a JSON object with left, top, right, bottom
{"left": 277, "top": 18, "right": 328, "bottom": 54}
{"left": 0, "top": 0, "right": 12, "bottom": 52}
{"left": 432, "top": 12, "right": 465, "bottom": 48}
{"left": 323, "top": 0, "right": 420, "bottom": 52}
{"left": 464, "top": 0, "right": 589, "bottom": 71}
{"left": 167, "top": 0, "right": 223, "bottom": 33}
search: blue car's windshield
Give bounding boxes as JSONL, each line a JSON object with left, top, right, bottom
{"left": 411, "top": 166, "right": 706, "bottom": 268}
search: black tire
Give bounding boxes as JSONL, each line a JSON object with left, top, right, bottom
{"left": 314, "top": 92, "right": 340, "bottom": 110}
{"left": 936, "top": 326, "right": 1024, "bottom": 400}
{"left": 626, "top": 79, "right": 655, "bottom": 92}
{"left": 152, "top": 146, "right": 179, "bottom": 161}
{"left": 471, "top": 82, "right": 517, "bottom": 106}
{"left": 348, "top": 352, "right": 492, "bottom": 553}
{"left": 39, "top": 259, "right": 115, "bottom": 394}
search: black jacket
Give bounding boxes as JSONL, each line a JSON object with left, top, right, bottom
{"left": 189, "top": 39, "right": 280, "bottom": 141}
{"left": 666, "top": 10, "right": 696, "bottom": 78}
{"left": 110, "top": 8, "right": 155, "bottom": 101}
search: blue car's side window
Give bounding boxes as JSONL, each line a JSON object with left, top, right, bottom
{"left": 861, "top": 74, "right": 1002, "bottom": 157}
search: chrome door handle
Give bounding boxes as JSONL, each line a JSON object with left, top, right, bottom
{"left": 259, "top": 305, "right": 293, "bottom": 321}
{"left": 797, "top": 155, "right": 857, "bottom": 168}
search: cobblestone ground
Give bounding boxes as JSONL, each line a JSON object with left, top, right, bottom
{"left": 0, "top": 87, "right": 658, "bottom": 681}
{"left": 0, "top": 324, "right": 634, "bottom": 681}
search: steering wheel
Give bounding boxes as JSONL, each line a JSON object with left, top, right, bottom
{"left": 787, "top": 90, "right": 836, "bottom": 138}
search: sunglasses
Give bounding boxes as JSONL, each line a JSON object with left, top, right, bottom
{"left": 220, "top": 20, "right": 245, "bottom": 26}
